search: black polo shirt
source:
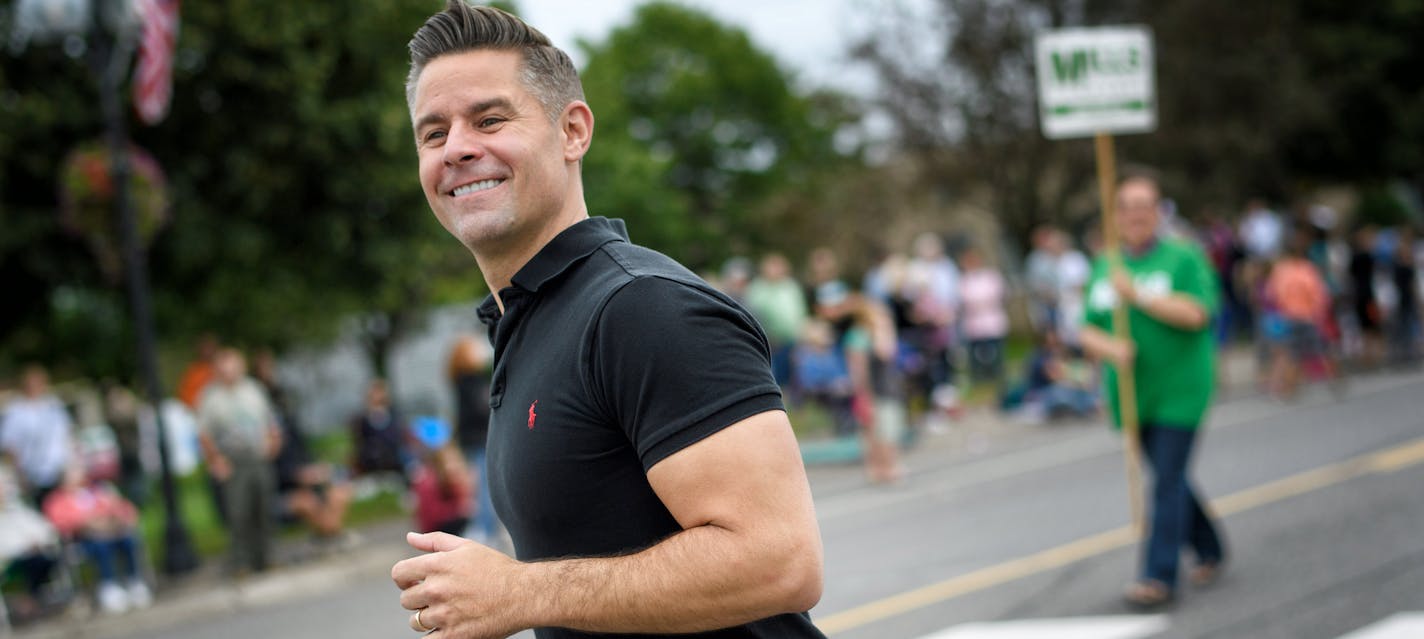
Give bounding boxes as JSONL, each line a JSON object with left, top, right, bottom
{"left": 477, "top": 217, "right": 824, "bottom": 639}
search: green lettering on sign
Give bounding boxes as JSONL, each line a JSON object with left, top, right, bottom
{"left": 1051, "top": 50, "right": 1090, "bottom": 83}
{"left": 1048, "top": 100, "right": 1150, "bottom": 116}
{"left": 1050, "top": 46, "right": 1141, "bottom": 85}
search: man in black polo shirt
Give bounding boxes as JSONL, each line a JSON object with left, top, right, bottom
{"left": 390, "top": 4, "right": 826, "bottom": 638}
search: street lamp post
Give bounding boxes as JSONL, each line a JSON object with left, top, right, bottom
{"left": 15, "top": 0, "right": 197, "bottom": 575}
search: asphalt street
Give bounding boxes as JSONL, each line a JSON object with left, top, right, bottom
{"left": 55, "top": 368, "right": 1424, "bottom": 639}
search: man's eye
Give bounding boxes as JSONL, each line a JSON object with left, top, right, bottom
{"left": 423, "top": 130, "right": 446, "bottom": 144}
{"left": 478, "top": 117, "right": 504, "bottom": 128}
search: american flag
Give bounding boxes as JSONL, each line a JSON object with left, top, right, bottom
{"left": 133, "top": 0, "right": 180, "bottom": 126}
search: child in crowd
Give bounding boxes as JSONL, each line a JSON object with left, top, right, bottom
{"left": 843, "top": 296, "right": 907, "bottom": 484}
{"left": 411, "top": 443, "right": 474, "bottom": 536}
{"left": 41, "top": 464, "right": 150, "bottom": 614}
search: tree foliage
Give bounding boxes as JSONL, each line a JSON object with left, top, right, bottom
{"left": 578, "top": 1, "right": 858, "bottom": 270}
{"left": 0, "top": 1, "right": 475, "bottom": 380}
{"left": 853, "top": 0, "right": 1424, "bottom": 245}
{"left": 1, "top": 0, "right": 867, "bottom": 380}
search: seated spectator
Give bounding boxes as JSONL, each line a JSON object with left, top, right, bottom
{"left": 255, "top": 350, "right": 354, "bottom": 549}
{"left": 1004, "top": 330, "right": 1098, "bottom": 423}
{"left": 41, "top": 465, "right": 150, "bottom": 614}
{"left": 792, "top": 320, "right": 856, "bottom": 437}
{"left": 274, "top": 436, "right": 353, "bottom": 549}
{"left": 349, "top": 379, "right": 412, "bottom": 481}
{"left": 411, "top": 444, "right": 473, "bottom": 536}
{"left": 0, "top": 463, "right": 61, "bottom": 622}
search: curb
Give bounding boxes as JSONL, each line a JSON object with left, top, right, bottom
{"left": 9, "top": 541, "right": 410, "bottom": 639}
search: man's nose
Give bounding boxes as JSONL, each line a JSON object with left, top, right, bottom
{"left": 442, "top": 121, "right": 484, "bottom": 166}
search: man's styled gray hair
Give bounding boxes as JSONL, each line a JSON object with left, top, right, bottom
{"left": 405, "top": 1, "right": 584, "bottom": 123}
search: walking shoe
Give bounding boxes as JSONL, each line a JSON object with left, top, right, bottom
{"left": 1189, "top": 561, "right": 1225, "bottom": 587}
{"left": 127, "top": 579, "right": 153, "bottom": 609}
{"left": 97, "top": 580, "right": 130, "bottom": 614}
{"left": 1122, "top": 580, "right": 1174, "bottom": 609}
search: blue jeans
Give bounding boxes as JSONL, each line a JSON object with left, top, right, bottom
{"left": 1139, "top": 424, "right": 1224, "bottom": 589}
{"left": 1039, "top": 385, "right": 1097, "bottom": 415}
{"left": 462, "top": 447, "right": 500, "bottom": 542}
{"left": 79, "top": 534, "right": 141, "bottom": 582}
{"left": 769, "top": 343, "right": 794, "bottom": 387}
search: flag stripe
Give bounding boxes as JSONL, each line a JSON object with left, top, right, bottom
{"left": 133, "top": 0, "right": 180, "bottom": 125}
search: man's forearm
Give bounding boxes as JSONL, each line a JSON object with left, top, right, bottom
{"left": 1078, "top": 325, "right": 1119, "bottom": 364}
{"left": 1134, "top": 293, "right": 1209, "bottom": 331}
{"left": 516, "top": 522, "right": 821, "bottom": 634}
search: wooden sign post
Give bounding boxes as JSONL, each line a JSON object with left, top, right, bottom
{"left": 1036, "top": 26, "right": 1156, "bottom": 536}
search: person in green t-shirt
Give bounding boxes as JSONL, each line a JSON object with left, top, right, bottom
{"left": 1079, "top": 170, "right": 1226, "bottom": 608}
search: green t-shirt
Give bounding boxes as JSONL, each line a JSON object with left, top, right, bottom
{"left": 1083, "top": 239, "right": 1219, "bottom": 430}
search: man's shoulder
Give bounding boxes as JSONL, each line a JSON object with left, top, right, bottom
{"left": 568, "top": 240, "right": 719, "bottom": 307}
{"left": 1168, "top": 239, "right": 1213, "bottom": 265}
{"left": 595, "top": 240, "right": 700, "bottom": 282}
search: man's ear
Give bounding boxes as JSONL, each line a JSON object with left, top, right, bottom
{"left": 561, "top": 101, "right": 594, "bottom": 162}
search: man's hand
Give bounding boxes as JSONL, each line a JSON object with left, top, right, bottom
{"left": 387, "top": 412, "right": 821, "bottom": 636}
{"left": 207, "top": 454, "right": 231, "bottom": 482}
{"left": 1110, "top": 269, "right": 1137, "bottom": 305}
{"left": 264, "top": 424, "right": 283, "bottom": 460}
{"left": 392, "top": 532, "right": 531, "bottom": 639}
{"left": 1103, "top": 335, "right": 1136, "bottom": 369}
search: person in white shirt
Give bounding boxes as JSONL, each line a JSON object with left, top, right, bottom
{"left": 1238, "top": 198, "right": 1284, "bottom": 261}
{"left": 0, "top": 365, "right": 74, "bottom": 507}
{"left": 1024, "top": 226, "right": 1061, "bottom": 334}
{"left": 197, "top": 349, "right": 281, "bottom": 575}
{"left": 1053, "top": 230, "right": 1093, "bottom": 348}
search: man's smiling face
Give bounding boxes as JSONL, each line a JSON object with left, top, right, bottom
{"left": 411, "top": 48, "right": 572, "bottom": 256}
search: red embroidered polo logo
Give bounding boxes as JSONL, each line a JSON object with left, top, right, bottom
{"left": 528, "top": 400, "right": 538, "bottom": 430}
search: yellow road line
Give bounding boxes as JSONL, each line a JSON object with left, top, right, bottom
{"left": 818, "top": 436, "right": 1424, "bottom": 635}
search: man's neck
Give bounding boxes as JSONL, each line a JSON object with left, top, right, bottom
{"left": 1124, "top": 237, "right": 1159, "bottom": 258}
{"left": 477, "top": 210, "right": 590, "bottom": 313}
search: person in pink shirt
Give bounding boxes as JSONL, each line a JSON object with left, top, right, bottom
{"left": 411, "top": 444, "right": 474, "bottom": 536}
{"left": 41, "top": 464, "right": 150, "bottom": 614}
{"left": 958, "top": 246, "right": 1010, "bottom": 388}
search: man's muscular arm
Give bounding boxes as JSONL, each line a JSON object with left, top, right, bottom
{"left": 393, "top": 409, "right": 823, "bottom": 638}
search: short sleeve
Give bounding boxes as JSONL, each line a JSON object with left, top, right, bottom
{"left": 1174, "top": 244, "right": 1221, "bottom": 316}
{"left": 590, "top": 277, "right": 785, "bottom": 471}
{"left": 194, "top": 389, "right": 214, "bottom": 437}
{"left": 1082, "top": 257, "right": 1113, "bottom": 331}
{"left": 842, "top": 327, "right": 871, "bottom": 353}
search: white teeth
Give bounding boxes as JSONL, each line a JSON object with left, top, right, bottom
{"left": 452, "top": 179, "right": 503, "bottom": 197}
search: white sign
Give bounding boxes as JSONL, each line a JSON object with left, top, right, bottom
{"left": 1035, "top": 26, "right": 1156, "bottom": 139}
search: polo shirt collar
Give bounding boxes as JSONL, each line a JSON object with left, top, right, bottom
{"left": 476, "top": 217, "right": 628, "bottom": 325}
{"left": 511, "top": 217, "right": 628, "bottom": 293}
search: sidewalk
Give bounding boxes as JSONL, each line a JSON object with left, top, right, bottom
{"left": 5, "top": 518, "right": 415, "bottom": 639}
{"left": 5, "top": 348, "right": 1265, "bottom": 639}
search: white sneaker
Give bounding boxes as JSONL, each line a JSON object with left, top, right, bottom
{"left": 127, "top": 579, "right": 153, "bottom": 609}
{"left": 98, "top": 580, "right": 130, "bottom": 614}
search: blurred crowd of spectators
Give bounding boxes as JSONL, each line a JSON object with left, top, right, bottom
{"left": 1198, "top": 200, "right": 1421, "bottom": 397}
{"left": 0, "top": 333, "right": 499, "bottom": 627}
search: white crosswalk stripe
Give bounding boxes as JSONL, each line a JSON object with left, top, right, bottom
{"left": 910, "top": 611, "right": 1424, "bottom": 639}
{"left": 1336, "top": 612, "right": 1424, "bottom": 639}
{"left": 913, "top": 615, "right": 1168, "bottom": 639}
